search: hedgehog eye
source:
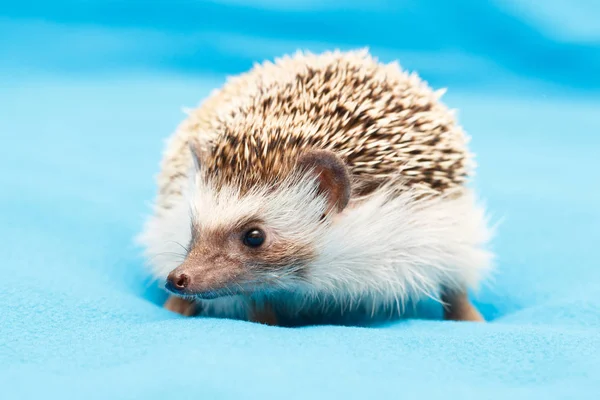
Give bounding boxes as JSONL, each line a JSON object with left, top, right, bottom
{"left": 242, "top": 228, "right": 265, "bottom": 248}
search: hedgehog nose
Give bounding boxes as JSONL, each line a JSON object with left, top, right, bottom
{"left": 166, "top": 271, "right": 191, "bottom": 293}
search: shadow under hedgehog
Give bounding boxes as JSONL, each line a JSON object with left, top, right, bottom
{"left": 137, "top": 49, "right": 495, "bottom": 325}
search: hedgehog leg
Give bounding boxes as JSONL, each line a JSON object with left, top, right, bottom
{"left": 164, "top": 295, "right": 198, "bottom": 317}
{"left": 248, "top": 300, "right": 279, "bottom": 326}
{"left": 440, "top": 289, "right": 484, "bottom": 322}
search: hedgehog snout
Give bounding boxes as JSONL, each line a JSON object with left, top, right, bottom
{"left": 166, "top": 270, "right": 191, "bottom": 294}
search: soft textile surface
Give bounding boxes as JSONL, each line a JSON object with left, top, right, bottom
{"left": 1, "top": 1, "right": 599, "bottom": 399}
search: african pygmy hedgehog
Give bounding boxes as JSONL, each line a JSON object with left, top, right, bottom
{"left": 138, "top": 49, "right": 494, "bottom": 325}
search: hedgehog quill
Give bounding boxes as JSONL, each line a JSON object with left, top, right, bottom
{"left": 138, "top": 49, "right": 494, "bottom": 325}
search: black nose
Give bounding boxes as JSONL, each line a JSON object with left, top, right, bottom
{"left": 166, "top": 271, "right": 190, "bottom": 293}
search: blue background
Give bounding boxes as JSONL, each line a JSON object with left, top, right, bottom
{"left": 1, "top": 1, "right": 599, "bottom": 398}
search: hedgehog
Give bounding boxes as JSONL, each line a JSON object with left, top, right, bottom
{"left": 138, "top": 49, "right": 494, "bottom": 325}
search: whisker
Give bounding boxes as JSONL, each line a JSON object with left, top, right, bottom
{"left": 144, "top": 275, "right": 162, "bottom": 289}
{"left": 148, "top": 251, "right": 187, "bottom": 262}
{"left": 169, "top": 240, "right": 190, "bottom": 254}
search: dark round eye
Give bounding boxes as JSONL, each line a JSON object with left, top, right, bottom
{"left": 243, "top": 228, "right": 265, "bottom": 248}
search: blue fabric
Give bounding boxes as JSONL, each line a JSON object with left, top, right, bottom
{"left": 1, "top": 1, "right": 599, "bottom": 398}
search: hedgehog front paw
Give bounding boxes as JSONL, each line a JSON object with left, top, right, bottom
{"left": 442, "top": 290, "right": 485, "bottom": 322}
{"left": 164, "top": 296, "right": 197, "bottom": 317}
{"left": 248, "top": 301, "right": 279, "bottom": 326}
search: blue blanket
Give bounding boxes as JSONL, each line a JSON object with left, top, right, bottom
{"left": 1, "top": 1, "right": 599, "bottom": 398}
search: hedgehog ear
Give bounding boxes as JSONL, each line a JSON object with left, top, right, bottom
{"left": 188, "top": 140, "right": 202, "bottom": 171}
{"left": 296, "top": 150, "right": 351, "bottom": 214}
